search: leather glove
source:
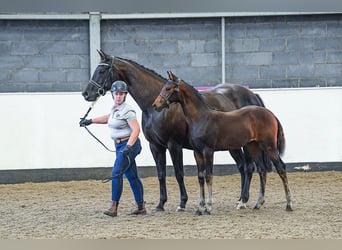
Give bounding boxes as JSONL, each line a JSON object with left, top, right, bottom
{"left": 79, "top": 118, "right": 92, "bottom": 127}
{"left": 122, "top": 145, "right": 132, "bottom": 157}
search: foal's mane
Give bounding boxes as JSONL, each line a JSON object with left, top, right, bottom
{"left": 180, "top": 80, "right": 217, "bottom": 111}
{"left": 116, "top": 57, "right": 169, "bottom": 82}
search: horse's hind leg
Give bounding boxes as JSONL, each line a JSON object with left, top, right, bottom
{"left": 168, "top": 143, "right": 188, "bottom": 211}
{"left": 229, "top": 149, "right": 246, "bottom": 204}
{"left": 236, "top": 146, "right": 255, "bottom": 210}
{"left": 251, "top": 147, "right": 270, "bottom": 209}
{"left": 253, "top": 159, "right": 267, "bottom": 209}
{"left": 268, "top": 150, "right": 293, "bottom": 211}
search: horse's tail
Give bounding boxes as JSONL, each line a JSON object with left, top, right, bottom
{"left": 255, "top": 93, "right": 266, "bottom": 107}
{"left": 255, "top": 93, "right": 273, "bottom": 171}
{"left": 276, "top": 117, "right": 286, "bottom": 156}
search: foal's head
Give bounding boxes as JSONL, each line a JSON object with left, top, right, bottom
{"left": 152, "top": 80, "right": 180, "bottom": 112}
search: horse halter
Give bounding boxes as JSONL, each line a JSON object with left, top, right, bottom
{"left": 88, "top": 56, "right": 115, "bottom": 96}
{"left": 158, "top": 80, "right": 180, "bottom": 107}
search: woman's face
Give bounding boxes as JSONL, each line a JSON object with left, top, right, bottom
{"left": 112, "top": 91, "right": 126, "bottom": 106}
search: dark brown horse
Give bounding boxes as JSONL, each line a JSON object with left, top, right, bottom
{"left": 82, "top": 49, "right": 270, "bottom": 211}
{"left": 152, "top": 80, "right": 293, "bottom": 213}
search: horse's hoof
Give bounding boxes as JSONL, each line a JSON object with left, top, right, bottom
{"left": 176, "top": 206, "right": 186, "bottom": 212}
{"left": 152, "top": 207, "right": 165, "bottom": 212}
{"left": 234, "top": 199, "right": 241, "bottom": 208}
{"left": 285, "top": 205, "right": 293, "bottom": 212}
{"left": 195, "top": 209, "right": 203, "bottom": 216}
{"left": 236, "top": 202, "right": 247, "bottom": 210}
{"left": 253, "top": 200, "right": 265, "bottom": 209}
{"left": 204, "top": 209, "right": 211, "bottom": 215}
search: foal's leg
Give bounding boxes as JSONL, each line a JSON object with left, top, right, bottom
{"left": 253, "top": 159, "right": 267, "bottom": 209}
{"left": 194, "top": 151, "right": 206, "bottom": 215}
{"left": 268, "top": 150, "right": 293, "bottom": 211}
{"left": 203, "top": 150, "right": 214, "bottom": 214}
{"left": 168, "top": 142, "right": 188, "bottom": 211}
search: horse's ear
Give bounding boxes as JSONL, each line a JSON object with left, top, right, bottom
{"left": 167, "top": 70, "right": 177, "bottom": 81}
{"left": 166, "top": 71, "right": 172, "bottom": 80}
{"left": 97, "top": 49, "right": 105, "bottom": 60}
{"left": 97, "top": 49, "right": 113, "bottom": 62}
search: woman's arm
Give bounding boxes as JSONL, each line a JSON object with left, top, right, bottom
{"left": 92, "top": 114, "right": 110, "bottom": 124}
{"left": 127, "top": 119, "right": 140, "bottom": 146}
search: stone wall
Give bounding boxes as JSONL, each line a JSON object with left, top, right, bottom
{"left": 0, "top": 14, "right": 341, "bottom": 92}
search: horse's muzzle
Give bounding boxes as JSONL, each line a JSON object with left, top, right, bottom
{"left": 82, "top": 91, "right": 97, "bottom": 102}
{"left": 152, "top": 99, "right": 168, "bottom": 112}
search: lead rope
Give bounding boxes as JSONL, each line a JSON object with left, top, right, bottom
{"left": 81, "top": 99, "right": 131, "bottom": 183}
{"left": 82, "top": 100, "right": 116, "bottom": 153}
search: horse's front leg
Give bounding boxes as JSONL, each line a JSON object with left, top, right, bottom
{"left": 168, "top": 142, "right": 188, "bottom": 211}
{"left": 197, "top": 171, "right": 206, "bottom": 215}
{"left": 204, "top": 151, "right": 214, "bottom": 214}
{"left": 194, "top": 151, "right": 206, "bottom": 215}
{"left": 149, "top": 143, "right": 167, "bottom": 212}
{"left": 205, "top": 174, "right": 213, "bottom": 214}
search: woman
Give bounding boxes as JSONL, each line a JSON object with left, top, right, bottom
{"left": 80, "top": 80, "right": 146, "bottom": 217}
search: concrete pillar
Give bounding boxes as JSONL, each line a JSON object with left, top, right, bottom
{"left": 89, "top": 12, "right": 101, "bottom": 77}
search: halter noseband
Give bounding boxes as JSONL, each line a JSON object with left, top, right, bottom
{"left": 88, "top": 57, "right": 115, "bottom": 96}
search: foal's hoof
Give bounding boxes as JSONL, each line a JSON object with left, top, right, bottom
{"left": 195, "top": 209, "right": 202, "bottom": 216}
{"left": 152, "top": 206, "right": 165, "bottom": 212}
{"left": 204, "top": 209, "right": 211, "bottom": 215}
{"left": 176, "top": 206, "right": 186, "bottom": 212}
{"left": 195, "top": 209, "right": 205, "bottom": 216}
{"left": 254, "top": 199, "right": 265, "bottom": 209}
{"left": 195, "top": 208, "right": 211, "bottom": 215}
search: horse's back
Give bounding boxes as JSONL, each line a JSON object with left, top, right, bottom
{"left": 234, "top": 106, "right": 278, "bottom": 134}
{"left": 201, "top": 91, "right": 236, "bottom": 111}
{"left": 204, "top": 83, "right": 264, "bottom": 109}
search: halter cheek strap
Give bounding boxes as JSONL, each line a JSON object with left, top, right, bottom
{"left": 158, "top": 93, "right": 171, "bottom": 107}
{"left": 158, "top": 81, "right": 180, "bottom": 107}
{"left": 88, "top": 56, "right": 115, "bottom": 96}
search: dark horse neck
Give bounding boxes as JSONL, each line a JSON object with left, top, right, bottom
{"left": 178, "top": 81, "right": 212, "bottom": 123}
{"left": 114, "top": 57, "right": 166, "bottom": 112}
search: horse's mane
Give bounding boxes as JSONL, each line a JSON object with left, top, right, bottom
{"left": 116, "top": 57, "right": 169, "bottom": 82}
{"left": 181, "top": 80, "right": 218, "bottom": 111}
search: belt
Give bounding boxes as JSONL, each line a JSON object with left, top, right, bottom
{"left": 115, "top": 136, "right": 130, "bottom": 144}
